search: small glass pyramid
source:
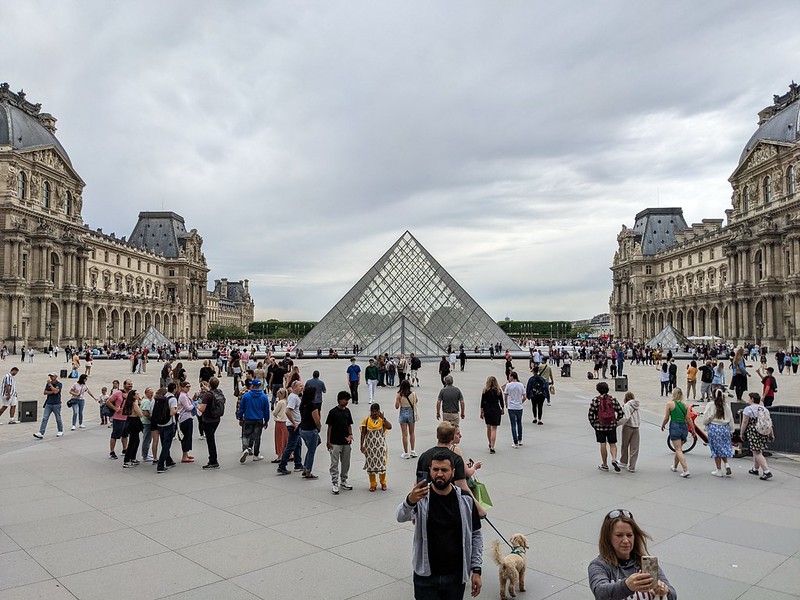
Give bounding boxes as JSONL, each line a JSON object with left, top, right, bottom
{"left": 646, "top": 324, "right": 694, "bottom": 351}
{"left": 298, "top": 231, "right": 521, "bottom": 356}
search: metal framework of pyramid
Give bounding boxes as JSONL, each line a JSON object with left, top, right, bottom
{"left": 646, "top": 324, "right": 694, "bottom": 350}
{"left": 129, "top": 325, "right": 173, "bottom": 350}
{"left": 298, "top": 231, "right": 521, "bottom": 357}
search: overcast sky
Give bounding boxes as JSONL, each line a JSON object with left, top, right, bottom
{"left": 5, "top": 2, "right": 800, "bottom": 322}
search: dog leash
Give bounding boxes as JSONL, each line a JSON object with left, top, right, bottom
{"left": 482, "top": 515, "right": 514, "bottom": 549}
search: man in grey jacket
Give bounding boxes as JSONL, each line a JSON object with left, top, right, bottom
{"left": 396, "top": 451, "right": 483, "bottom": 598}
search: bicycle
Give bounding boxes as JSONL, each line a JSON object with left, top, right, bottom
{"left": 666, "top": 403, "right": 709, "bottom": 454}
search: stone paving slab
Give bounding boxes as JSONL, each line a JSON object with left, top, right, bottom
{"left": 0, "top": 354, "right": 798, "bottom": 599}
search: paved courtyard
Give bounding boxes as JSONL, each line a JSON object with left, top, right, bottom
{"left": 0, "top": 352, "right": 798, "bottom": 599}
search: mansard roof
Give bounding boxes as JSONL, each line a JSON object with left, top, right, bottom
{"left": 739, "top": 82, "right": 800, "bottom": 165}
{"left": 0, "top": 83, "right": 71, "bottom": 163}
{"left": 129, "top": 211, "right": 190, "bottom": 258}
{"left": 630, "top": 208, "right": 688, "bottom": 256}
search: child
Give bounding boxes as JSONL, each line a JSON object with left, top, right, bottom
{"left": 99, "top": 386, "right": 110, "bottom": 426}
{"left": 360, "top": 403, "right": 392, "bottom": 491}
{"left": 271, "top": 387, "right": 289, "bottom": 463}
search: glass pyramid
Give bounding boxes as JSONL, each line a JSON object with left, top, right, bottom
{"left": 646, "top": 324, "right": 694, "bottom": 351}
{"left": 298, "top": 231, "right": 521, "bottom": 356}
{"left": 129, "top": 325, "right": 172, "bottom": 350}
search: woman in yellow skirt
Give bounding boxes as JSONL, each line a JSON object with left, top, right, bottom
{"left": 360, "top": 403, "right": 392, "bottom": 491}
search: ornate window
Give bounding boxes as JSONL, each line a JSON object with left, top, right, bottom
{"left": 21, "top": 253, "right": 27, "bottom": 279}
{"left": 787, "top": 165, "right": 796, "bottom": 196}
{"left": 43, "top": 181, "right": 51, "bottom": 208}
{"left": 645, "top": 265, "right": 652, "bottom": 275}
{"left": 698, "top": 251, "right": 703, "bottom": 263}
{"left": 754, "top": 249, "right": 763, "bottom": 280}
{"left": 66, "top": 191, "right": 73, "bottom": 216}
{"left": 50, "top": 253, "right": 59, "bottom": 285}
{"left": 763, "top": 176, "right": 772, "bottom": 204}
{"left": 18, "top": 171, "right": 27, "bottom": 199}
{"left": 743, "top": 187, "right": 750, "bottom": 212}
{"left": 710, "top": 248, "right": 715, "bottom": 259}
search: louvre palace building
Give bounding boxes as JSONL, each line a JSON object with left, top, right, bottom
{"left": 611, "top": 83, "right": 800, "bottom": 349}
{"left": 0, "top": 83, "right": 210, "bottom": 348}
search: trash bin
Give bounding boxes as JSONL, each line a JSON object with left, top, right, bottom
{"left": 18, "top": 400, "right": 37, "bottom": 423}
{"left": 614, "top": 377, "right": 628, "bottom": 392}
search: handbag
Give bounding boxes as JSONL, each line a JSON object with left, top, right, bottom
{"left": 467, "top": 476, "right": 493, "bottom": 510}
{"left": 549, "top": 385, "right": 556, "bottom": 395}
{"left": 67, "top": 399, "right": 74, "bottom": 408}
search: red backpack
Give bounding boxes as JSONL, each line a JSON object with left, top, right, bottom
{"left": 597, "top": 394, "right": 616, "bottom": 426}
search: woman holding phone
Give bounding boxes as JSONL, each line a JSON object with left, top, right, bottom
{"left": 588, "top": 509, "right": 676, "bottom": 599}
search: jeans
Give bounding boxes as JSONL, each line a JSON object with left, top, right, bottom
{"left": 242, "top": 420, "right": 264, "bottom": 455}
{"left": 157, "top": 423, "right": 176, "bottom": 469}
{"left": 39, "top": 403, "right": 63, "bottom": 434}
{"left": 349, "top": 380, "right": 359, "bottom": 404}
{"left": 179, "top": 419, "right": 193, "bottom": 453}
{"left": 617, "top": 361, "right": 624, "bottom": 376}
{"left": 329, "top": 443, "right": 352, "bottom": 484}
{"left": 299, "top": 428, "right": 319, "bottom": 473}
{"left": 279, "top": 424, "right": 303, "bottom": 470}
{"left": 204, "top": 420, "right": 219, "bottom": 464}
{"left": 508, "top": 408, "right": 523, "bottom": 444}
{"left": 71, "top": 398, "right": 85, "bottom": 426}
{"left": 141, "top": 424, "right": 153, "bottom": 460}
{"left": 387, "top": 371, "right": 395, "bottom": 386}
{"left": 413, "top": 572, "right": 465, "bottom": 600}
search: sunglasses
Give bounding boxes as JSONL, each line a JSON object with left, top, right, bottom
{"left": 606, "top": 509, "right": 633, "bottom": 519}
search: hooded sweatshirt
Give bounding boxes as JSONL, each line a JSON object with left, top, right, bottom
{"left": 622, "top": 398, "right": 640, "bottom": 429}
{"left": 237, "top": 389, "right": 270, "bottom": 422}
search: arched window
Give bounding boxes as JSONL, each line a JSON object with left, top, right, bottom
{"left": 763, "top": 176, "right": 772, "bottom": 204}
{"left": 18, "top": 171, "right": 27, "bottom": 199}
{"left": 43, "top": 181, "right": 51, "bottom": 208}
{"left": 66, "top": 192, "right": 72, "bottom": 216}
{"left": 787, "top": 166, "right": 796, "bottom": 196}
{"left": 754, "top": 249, "right": 763, "bottom": 281}
{"left": 50, "top": 253, "right": 59, "bottom": 285}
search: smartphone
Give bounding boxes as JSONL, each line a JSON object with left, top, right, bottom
{"left": 641, "top": 556, "right": 659, "bottom": 584}
{"left": 416, "top": 471, "right": 430, "bottom": 485}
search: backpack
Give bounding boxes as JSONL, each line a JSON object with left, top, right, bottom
{"left": 597, "top": 394, "right": 617, "bottom": 426}
{"left": 206, "top": 388, "right": 226, "bottom": 419}
{"left": 528, "top": 375, "right": 547, "bottom": 399}
{"left": 755, "top": 405, "right": 774, "bottom": 437}
{"left": 587, "top": 371, "right": 594, "bottom": 380}
{"left": 150, "top": 396, "right": 170, "bottom": 426}
{"left": 388, "top": 362, "right": 396, "bottom": 373}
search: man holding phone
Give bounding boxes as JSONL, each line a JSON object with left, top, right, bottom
{"left": 397, "top": 452, "right": 483, "bottom": 599}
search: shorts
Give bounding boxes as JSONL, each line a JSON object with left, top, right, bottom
{"left": 669, "top": 422, "right": 688, "bottom": 442}
{"left": 111, "top": 419, "right": 129, "bottom": 439}
{"left": 2, "top": 395, "right": 17, "bottom": 407}
{"left": 398, "top": 407, "right": 415, "bottom": 424}
{"left": 595, "top": 429, "right": 617, "bottom": 444}
{"left": 442, "top": 412, "right": 460, "bottom": 427}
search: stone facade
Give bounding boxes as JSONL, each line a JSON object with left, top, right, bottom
{"left": 0, "top": 84, "right": 208, "bottom": 348}
{"left": 207, "top": 278, "right": 254, "bottom": 330}
{"left": 610, "top": 83, "right": 800, "bottom": 349}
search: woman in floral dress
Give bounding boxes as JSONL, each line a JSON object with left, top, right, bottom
{"left": 360, "top": 403, "right": 392, "bottom": 491}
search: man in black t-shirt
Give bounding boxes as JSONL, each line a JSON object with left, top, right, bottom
{"left": 397, "top": 451, "right": 482, "bottom": 599}
{"left": 325, "top": 390, "right": 354, "bottom": 495}
{"left": 698, "top": 359, "right": 715, "bottom": 401}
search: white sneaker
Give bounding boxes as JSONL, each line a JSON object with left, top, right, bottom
{"left": 680, "top": 471, "right": 691, "bottom": 478}
{"left": 331, "top": 484, "right": 340, "bottom": 495}
{"left": 33, "top": 432, "right": 43, "bottom": 439}
{"left": 400, "top": 452, "right": 410, "bottom": 459}
{"left": 8, "top": 419, "right": 17, "bottom": 424}
{"left": 240, "top": 449, "right": 249, "bottom": 464}
{"left": 56, "top": 431, "right": 64, "bottom": 437}
{"left": 670, "top": 465, "right": 678, "bottom": 472}
{"left": 253, "top": 455, "right": 264, "bottom": 461}
{"left": 79, "top": 424, "right": 86, "bottom": 428}
{"left": 512, "top": 443, "right": 519, "bottom": 449}
{"left": 711, "top": 470, "right": 723, "bottom": 477}
{"left": 71, "top": 426, "right": 76, "bottom": 431}
{"left": 409, "top": 450, "right": 418, "bottom": 458}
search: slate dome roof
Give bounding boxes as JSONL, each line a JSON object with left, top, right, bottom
{"left": 0, "top": 84, "right": 71, "bottom": 164}
{"left": 739, "top": 84, "right": 800, "bottom": 164}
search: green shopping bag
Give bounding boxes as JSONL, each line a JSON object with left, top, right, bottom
{"left": 467, "top": 476, "right": 493, "bottom": 510}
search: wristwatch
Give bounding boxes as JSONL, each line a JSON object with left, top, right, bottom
{"left": 471, "top": 568, "right": 481, "bottom": 575}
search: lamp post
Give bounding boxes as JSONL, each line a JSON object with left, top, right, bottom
{"left": 45, "top": 320, "right": 54, "bottom": 348}
{"left": 12, "top": 324, "right": 16, "bottom": 355}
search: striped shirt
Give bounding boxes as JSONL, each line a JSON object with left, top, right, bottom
{"left": 2, "top": 372, "right": 16, "bottom": 398}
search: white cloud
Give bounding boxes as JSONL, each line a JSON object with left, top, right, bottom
{"left": 4, "top": 1, "right": 800, "bottom": 322}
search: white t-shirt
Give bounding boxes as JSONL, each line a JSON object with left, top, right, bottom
{"left": 286, "top": 393, "right": 302, "bottom": 427}
{"left": 504, "top": 381, "right": 525, "bottom": 410}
